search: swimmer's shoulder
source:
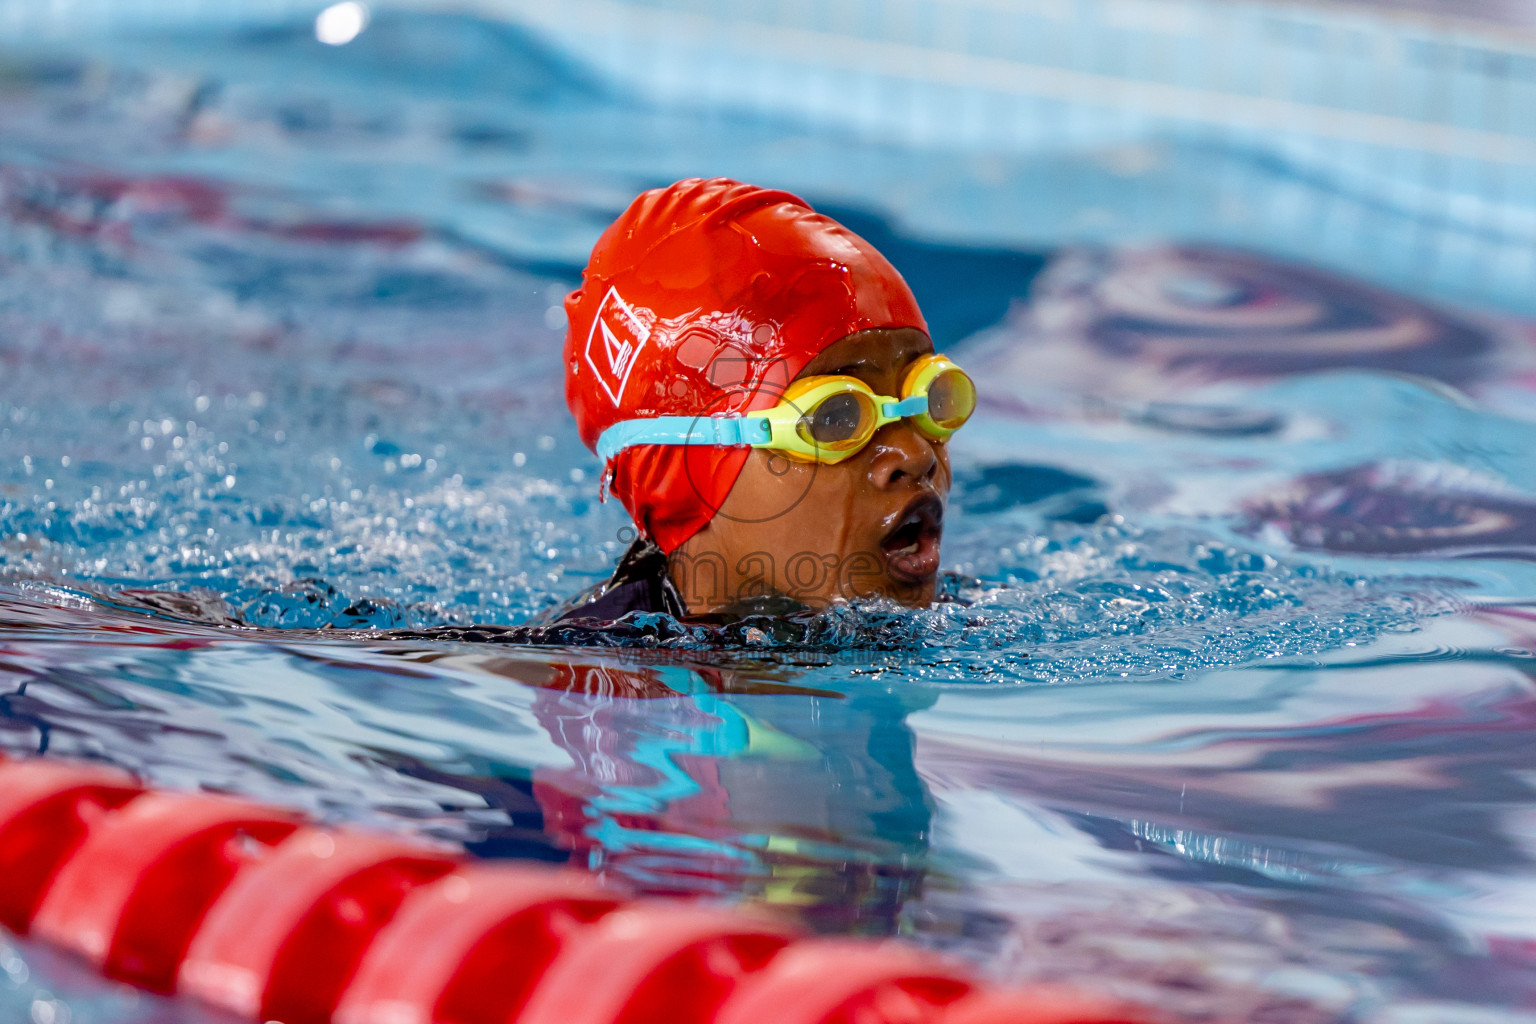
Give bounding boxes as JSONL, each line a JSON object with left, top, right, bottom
{"left": 529, "top": 537, "right": 686, "bottom": 626}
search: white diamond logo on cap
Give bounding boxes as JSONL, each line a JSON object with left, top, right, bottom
{"left": 584, "top": 286, "right": 650, "bottom": 406}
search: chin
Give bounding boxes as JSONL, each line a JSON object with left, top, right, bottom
{"left": 863, "top": 574, "right": 937, "bottom": 608}
{"left": 821, "top": 543, "right": 942, "bottom": 607}
{"left": 900, "top": 579, "right": 939, "bottom": 607}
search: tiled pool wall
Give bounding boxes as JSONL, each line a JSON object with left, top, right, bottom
{"left": 491, "top": 0, "right": 1536, "bottom": 305}
{"left": 6, "top": 0, "right": 1536, "bottom": 314}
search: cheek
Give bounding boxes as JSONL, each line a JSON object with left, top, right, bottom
{"left": 726, "top": 453, "right": 819, "bottom": 506}
{"left": 780, "top": 461, "right": 865, "bottom": 530}
{"left": 722, "top": 455, "right": 868, "bottom": 543}
{"left": 717, "top": 454, "right": 836, "bottom": 539}
{"left": 718, "top": 453, "right": 822, "bottom": 525}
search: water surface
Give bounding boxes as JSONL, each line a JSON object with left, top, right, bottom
{"left": 4, "top": 13, "right": 1536, "bottom": 1023}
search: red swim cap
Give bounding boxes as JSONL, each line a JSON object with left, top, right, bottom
{"left": 564, "top": 178, "right": 928, "bottom": 553}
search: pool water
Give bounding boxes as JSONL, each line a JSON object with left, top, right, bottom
{"left": 5, "top": 9, "right": 1536, "bottom": 1023}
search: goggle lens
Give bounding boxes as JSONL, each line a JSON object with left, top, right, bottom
{"left": 923, "top": 367, "right": 976, "bottom": 432}
{"left": 797, "top": 390, "right": 877, "bottom": 452}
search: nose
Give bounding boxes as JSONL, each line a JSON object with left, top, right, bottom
{"left": 866, "top": 420, "right": 939, "bottom": 489}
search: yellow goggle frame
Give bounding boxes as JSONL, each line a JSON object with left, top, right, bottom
{"left": 748, "top": 354, "right": 975, "bottom": 463}
{"left": 594, "top": 354, "right": 976, "bottom": 466}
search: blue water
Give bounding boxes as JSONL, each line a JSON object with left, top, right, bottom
{"left": 4, "top": 10, "right": 1536, "bottom": 1023}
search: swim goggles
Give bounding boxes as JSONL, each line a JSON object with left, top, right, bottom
{"left": 596, "top": 354, "right": 976, "bottom": 465}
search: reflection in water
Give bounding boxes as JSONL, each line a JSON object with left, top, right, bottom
{"left": 1078, "top": 246, "right": 1492, "bottom": 384}
{"left": 907, "top": 645, "right": 1536, "bottom": 1018}
{"left": 0, "top": 594, "right": 937, "bottom": 936}
{"left": 967, "top": 244, "right": 1529, "bottom": 422}
{"left": 379, "top": 649, "right": 937, "bottom": 934}
{"left": 10, "top": 586, "right": 1536, "bottom": 1020}
{"left": 1244, "top": 462, "right": 1536, "bottom": 558}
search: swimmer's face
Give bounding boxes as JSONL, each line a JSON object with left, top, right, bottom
{"left": 669, "top": 327, "right": 951, "bottom": 612}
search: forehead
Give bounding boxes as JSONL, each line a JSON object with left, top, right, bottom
{"left": 797, "top": 327, "right": 933, "bottom": 379}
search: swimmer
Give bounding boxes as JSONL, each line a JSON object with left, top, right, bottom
{"left": 546, "top": 178, "right": 975, "bottom": 623}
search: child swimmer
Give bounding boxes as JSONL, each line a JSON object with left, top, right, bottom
{"left": 548, "top": 178, "right": 976, "bottom": 623}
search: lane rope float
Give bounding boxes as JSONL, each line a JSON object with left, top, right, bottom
{"left": 0, "top": 754, "right": 1159, "bottom": 1024}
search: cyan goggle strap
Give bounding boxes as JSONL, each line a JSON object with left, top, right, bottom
{"left": 882, "top": 394, "right": 928, "bottom": 419}
{"left": 596, "top": 414, "right": 773, "bottom": 461}
{"left": 597, "top": 393, "right": 935, "bottom": 460}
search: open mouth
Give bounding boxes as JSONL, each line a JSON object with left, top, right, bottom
{"left": 881, "top": 493, "right": 944, "bottom": 584}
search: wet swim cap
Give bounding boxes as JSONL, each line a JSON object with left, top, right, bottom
{"left": 564, "top": 178, "right": 927, "bottom": 553}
